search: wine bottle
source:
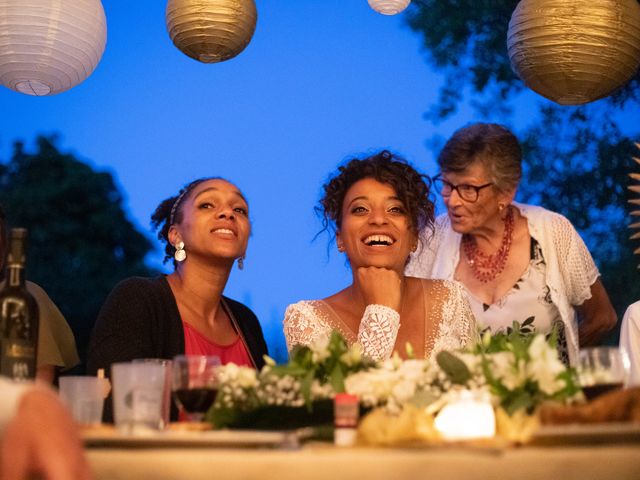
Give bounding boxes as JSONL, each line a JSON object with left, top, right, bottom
{"left": 0, "top": 228, "right": 39, "bottom": 380}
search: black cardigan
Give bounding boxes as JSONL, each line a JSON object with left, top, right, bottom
{"left": 86, "top": 276, "right": 268, "bottom": 422}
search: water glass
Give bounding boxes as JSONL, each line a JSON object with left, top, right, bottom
{"left": 577, "top": 347, "right": 630, "bottom": 400}
{"left": 59, "top": 376, "right": 105, "bottom": 426}
{"left": 132, "top": 358, "right": 173, "bottom": 428}
{"left": 111, "top": 361, "right": 167, "bottom": 434}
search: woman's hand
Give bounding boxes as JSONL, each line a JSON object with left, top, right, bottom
{"left": 576, "top": 279, "right": 617, "bottom": 346}
{"left": 356, "top": 267, "right": 403, "bottom": 312}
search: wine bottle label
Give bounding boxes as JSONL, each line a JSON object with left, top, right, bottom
{"left": 1, "top": 341, "right": 35, "bottom": 380}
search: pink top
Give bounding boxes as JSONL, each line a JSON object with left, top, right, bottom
{"left": 182, "top": 321, "right": 253, "bottom": 367}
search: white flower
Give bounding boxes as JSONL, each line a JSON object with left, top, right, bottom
{"left": 488, "top": 351, "right": 527, "bottom": 390}
{"left": 236, "top": 368, "right": 258, "bottom": 389}
{"left": 528, "top": 335, "right": 566, "bottom": 394}
{"left": 310, "top": 336, "right": 330, "bottom": 363}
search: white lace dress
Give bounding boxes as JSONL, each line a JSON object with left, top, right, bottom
{"left": 283, "top": 279, "right": 476, "bottom": 361}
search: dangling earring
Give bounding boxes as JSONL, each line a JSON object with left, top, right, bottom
{"left": 237, "top": 255, "right": 245, "bottom": 270}
{"left": 174, "top": 241, "right": 186, "bottom": 262}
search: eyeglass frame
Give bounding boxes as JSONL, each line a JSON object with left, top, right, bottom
{"left": 432, "top": 174, "right": 493, "bottom": 203}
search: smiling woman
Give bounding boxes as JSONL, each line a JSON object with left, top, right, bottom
{"left": 87, "top": 177, "right": 268, "bottom": 422}
{"left": 283, "top": 150, "right": 477, "bottom": 361}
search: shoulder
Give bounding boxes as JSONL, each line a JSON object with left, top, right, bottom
{"left": 516, "top": 202, "right": 574, "bottom": 229}
{"left": 284, "top": 300, "right": 323, "bottom": 318}
{"left": 222, "top": 296, "right": 259, "bottom": 323}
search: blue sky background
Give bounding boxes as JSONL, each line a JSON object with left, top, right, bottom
{"left": 1, "top": 1, "right": 636, "bottom": 360}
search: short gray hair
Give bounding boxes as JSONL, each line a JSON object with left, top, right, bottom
{"left": 438, "top": 123, "right": 522, "bottom": 192}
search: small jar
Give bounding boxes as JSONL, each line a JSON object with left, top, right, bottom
{"left": 334, "top": 393, "right": 359, "bottom": 447}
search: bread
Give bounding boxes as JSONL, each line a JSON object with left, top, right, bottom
{"left": 540, "top": 387, "right": 640, "bottom": 425}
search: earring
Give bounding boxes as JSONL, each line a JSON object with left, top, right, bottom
{"left": 498, "top": 203, "right": 505, "bottom": 212}
{"left": 237, "top": 255, "right": 245, "bottom": 270}
{"left": 411, "top": 244, "right": 418, "bottom": 253}
{"left": 337, "top": 242, "right": 345, "bottom": 252}
{"left": 174, "top": 241, "right": 186, "bottom": 262}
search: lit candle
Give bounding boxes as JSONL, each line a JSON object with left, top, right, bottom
{"left": 434, "top": 390, "right": 495, "bottom": 441}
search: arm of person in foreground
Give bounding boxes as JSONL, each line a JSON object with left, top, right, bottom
{"left": 575, "top": 278, "right": 617, "bottom": 346}
{"left": 0, "top": 380, "right": 93, "bottom": 480}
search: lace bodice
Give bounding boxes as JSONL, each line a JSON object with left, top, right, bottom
{"left": 283, "top": 279, "right": 476, "bottom": 361}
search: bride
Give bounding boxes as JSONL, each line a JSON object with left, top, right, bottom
{"left": 284, "top": 151, "right": 476, "bottom": 361}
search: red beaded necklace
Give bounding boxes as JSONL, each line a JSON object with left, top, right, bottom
{"left": 462, "top": 206, "right": 514, "bottom": 283}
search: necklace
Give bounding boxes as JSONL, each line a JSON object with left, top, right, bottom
{"left": 462, "top": 206, "right": 514, "bottom": 283}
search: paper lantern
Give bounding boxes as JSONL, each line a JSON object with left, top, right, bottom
{"left": 507, "top": 0, "right": 640, "bottom": 105}
{"left": 0, "top": 0, "right": 107, "bottom": 96}
{"left": 367, "top": 0, "right": 411, "bottom": 16}
{"left": 166, "top": 0, "right": 257, "bottom": 64}
{"left": 629, "top": 143, "right": 640, "bottom": 267}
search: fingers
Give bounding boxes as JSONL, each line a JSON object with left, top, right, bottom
{"left": 356, "top": 267, "right": 403, "bottom": 311}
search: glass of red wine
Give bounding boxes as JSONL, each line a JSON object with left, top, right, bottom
{"left": 172, "top": 355, "right": 221, "bottom": 422}
{"left": 577, "top": 347, "right": 630, "bottom": 401}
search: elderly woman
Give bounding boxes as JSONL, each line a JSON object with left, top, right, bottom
{"left": 0, "top": 205, "right": 79, "bottom": 383}
{"left": 87, "top": 177, "right": 268, "bottom": 420}
{"left": 284, "top": 151, "right": 476, "bottom": 361}
{"left": 406, "top": 123, "right": 616, "bottom": 365}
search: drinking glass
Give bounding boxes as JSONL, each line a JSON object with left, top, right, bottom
{"left": 577, "top": 347, "right": 630, "bottom": 401}
{"left": 172, "top": 355, "right": 221, "bottom": 422}
{"left": 133, "top": 358, "right": 173, "bottom": 429}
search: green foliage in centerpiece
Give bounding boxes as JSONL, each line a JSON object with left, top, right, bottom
{"left": 207, "top": 332, "right": 375, "bottom": 429}
{"left": 437, "top": 320, "right": 581, "bottom": 415}
{"left": 207, "top": 322, "right": 581, "bottom": 430}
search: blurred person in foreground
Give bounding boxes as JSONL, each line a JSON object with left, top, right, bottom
{"left": 620, "top": 301, "right": 640, "bottom": 386}
{"left": 284, "top": 150, "right": 476, "bottom": 361}
{"left": 0, "top": 377, "right": 92, "bottom": 480}
{"left": 406, "top": 123, "right": 616, "bottom": 366}
{"left": 0, "top": 205, "right": 79, "bottom": 383}
{"left": 87, "top": 177, "right": 268, "bottom": 420}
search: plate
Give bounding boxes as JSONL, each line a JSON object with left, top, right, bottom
{"left": 531, "top": 422, "right": 640, "bottom": 446}
{"left": 83, "top": 427, "right": 301, "bottom": 449}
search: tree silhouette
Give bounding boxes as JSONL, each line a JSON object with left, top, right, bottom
{"left": 0, "top": 136, "right": 157, "bottom": 368}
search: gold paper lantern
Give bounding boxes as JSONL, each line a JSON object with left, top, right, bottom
{"left": 166, "top": 0, "right": 257, "bottom": 64}
{"left": 367, "top": 0, "right": 411, "bottom": 16}
{"left": 0, "top": 0, "right": 107, "bottom": 96}
{"left": 507, "top": 0, "right": 640, "bottom": 105}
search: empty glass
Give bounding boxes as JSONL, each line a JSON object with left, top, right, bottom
{"left": 59, "top": 376, "right": 105, "bottom": 426}
{"left": 577, "top": 347, "right": 630, "bottom": 401}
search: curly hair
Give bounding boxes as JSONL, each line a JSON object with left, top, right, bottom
{"left": 317, "top": 150, "right": 434, "bottom": 248}
{"left": 438, "top": 123, "right": 522, "bottom": 192}
{"left": 150, "top": 176, "right": 224, "bottom": 267}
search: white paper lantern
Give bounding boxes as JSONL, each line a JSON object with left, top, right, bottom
{"left": 166, "top": 0, "right": 257, "bottom": 64}
{"left": 368, "top": 0, "right": 411, "bottom": 16}
{"left": 0, "top": 0, "right": 107, "bottom": 96}
{"left": 507, "top": 0, "right": 640, "bottom": 105}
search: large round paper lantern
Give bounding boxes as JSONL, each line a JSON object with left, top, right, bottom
{"left": 166, "top": 0, "right": 257, "bottom": 64}
{"left": 0, "top": 0, "right": 107, "bottom": 96}
{"left": 507, "top": 0, "right": 640, "bottom": 105}
{"left": 367, "top": 0, "right": 411, "bottom": 16}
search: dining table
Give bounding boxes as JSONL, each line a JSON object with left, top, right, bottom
{"left": 85, "top": 427, "right": 640, "bottom": 480}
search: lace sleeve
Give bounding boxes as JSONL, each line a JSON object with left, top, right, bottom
{"left": 431, "top": 281, "right": 477, "bottom": 357}
{"left": 357, "top": 304, "right": 401, "bottom": 361}
{"left": 283, "top": 301, "right": 333, "bottom": 352}
{"left": 550, "top": 214, "right": 599, "bottom": 306}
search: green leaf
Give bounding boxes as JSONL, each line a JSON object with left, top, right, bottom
{"left": 436, "top": 351, "right": 471, "bottom": 385}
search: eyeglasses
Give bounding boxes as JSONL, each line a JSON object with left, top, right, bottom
{"left": 433, "top": 175, "right": 493, "bottom": 203}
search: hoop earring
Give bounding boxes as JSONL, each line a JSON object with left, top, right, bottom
{"left": 237, "top": 255, "right": 245, "bottom": 270}
{"left": 174, "top": 241, "right": 186, "bottom": 262}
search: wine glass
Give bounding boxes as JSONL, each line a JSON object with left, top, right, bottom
{"left": 577, "top": 347, "right": 630, "bottom": 401}
{"left": 172, "top": 355, "right": 221, "bottom": 422}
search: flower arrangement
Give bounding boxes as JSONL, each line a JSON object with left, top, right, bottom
{"left": 207, "top": 321, "right": 580, "bottom": 437}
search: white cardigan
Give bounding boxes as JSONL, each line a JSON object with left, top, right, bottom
{"left": 406, "top": 203, "right": 600, "bottom": 366}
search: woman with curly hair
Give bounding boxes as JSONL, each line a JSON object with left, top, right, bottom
{"left": 283, "top": 151, "right": 476, "bottom": 361}
{"left": 87, "top": 177, "right": 267, "bottom": 421}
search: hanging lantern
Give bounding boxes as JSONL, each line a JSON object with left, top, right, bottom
{"left": 507, "top": 0, "right": 640, "bottom": 105}
{"left": 166, "top": 0, "right": 257, "bottom": 64}
{"left": 0, "top": 0, "right": 107, "bottom": 96}
{"left": 629, "top": 143, "right": 640, "bottom": 268}
{"left": 368, "top": 0, "right": 411, "bottom": 16}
